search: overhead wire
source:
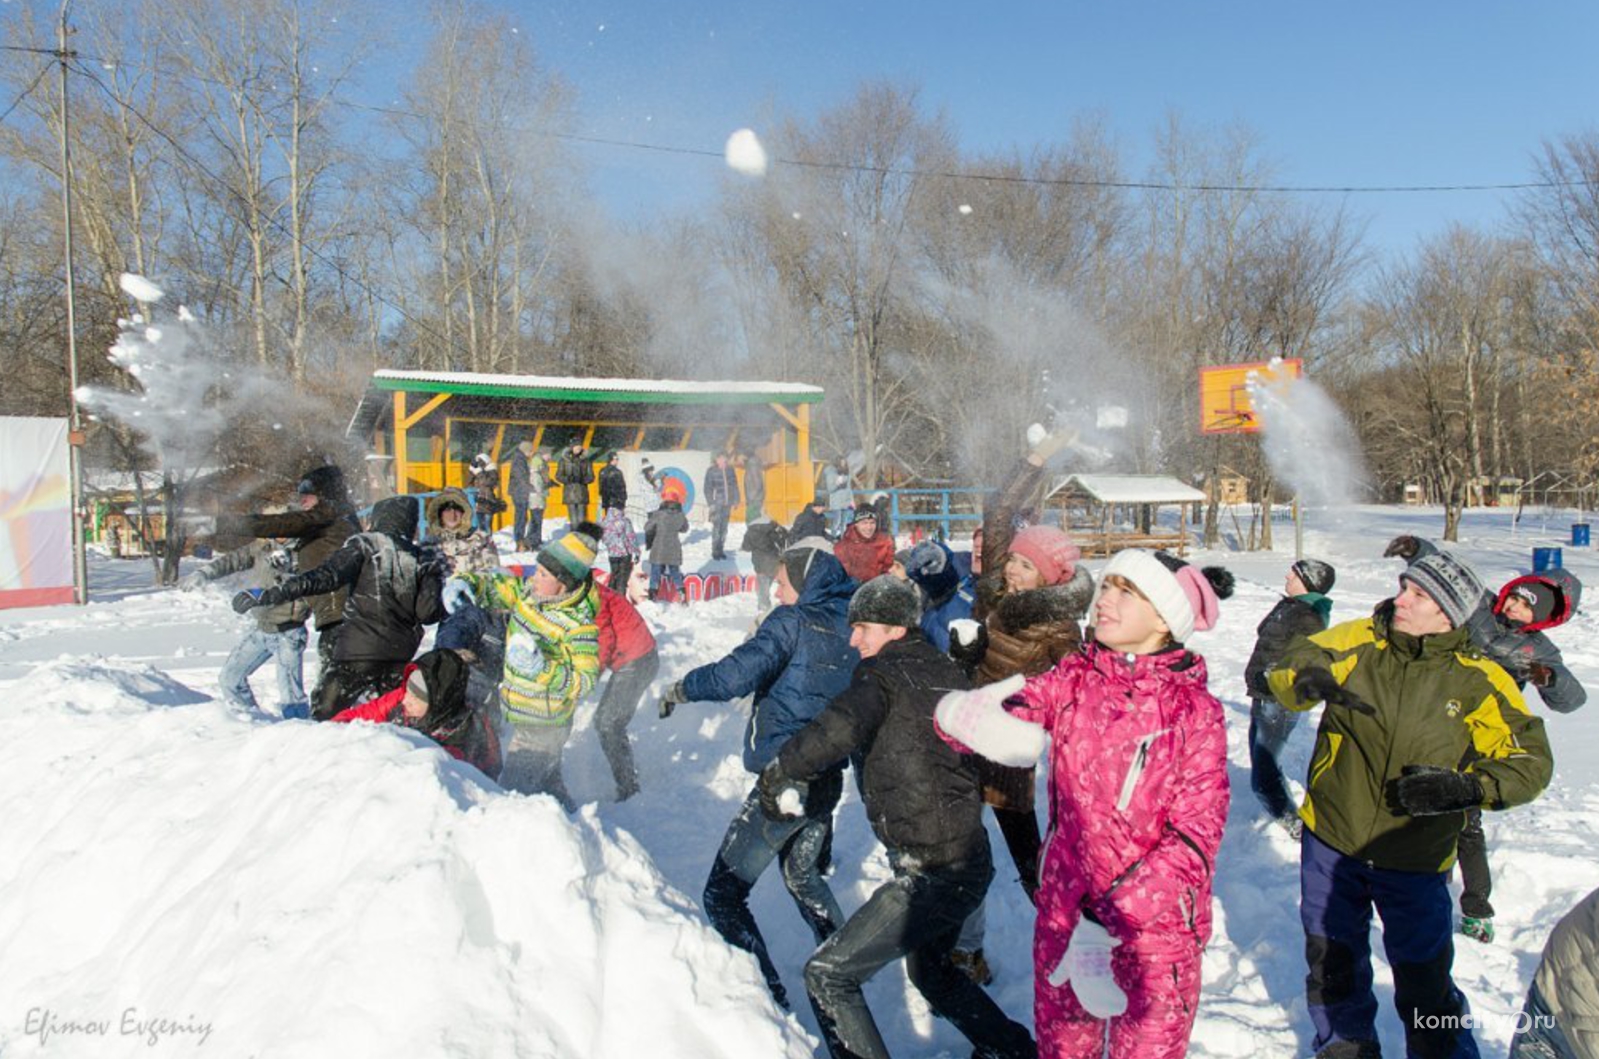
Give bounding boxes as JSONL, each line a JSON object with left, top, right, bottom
{"left": 42, "top": 45, "right": 1599, "bottom": 197}
{"left": 66, "top": 57, "right": 473, "bottom": 369}
{"left": 0, "top": 61, "right": 53, "bottom": 128}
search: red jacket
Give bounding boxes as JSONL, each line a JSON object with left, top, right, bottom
{"left": 332, "top": 665, "right": 503, "bottom": 780}
{"left": 834, "top": 525, "right": 895, "bottom": 584}
{"left": 597, "top": 584, "right": 656, "bottom": 671}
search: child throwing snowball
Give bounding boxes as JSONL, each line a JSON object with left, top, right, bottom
{"left": 936, "top": 549, "right": 1233, "bottom": 1059}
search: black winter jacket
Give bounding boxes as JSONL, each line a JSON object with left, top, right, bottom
{"left": 1244, "top": 595, "right": 1329, "bottom": 699}
{"left": 267, "top": 496, "right": 445, "bottom": 663}
{"left": 598, "top": 464, "right": 628, "bottom": 512}
{"left": 556, "top": 448, "right": 595, "bottom": 488}
{"left": 704, "top": 462, "right": 740, "bottom": 510}
{"left": 789, "top": 507, "right": 831, "bottom": 543}
{"left": 777, "top": 632, "right": 986, "bottom": 869}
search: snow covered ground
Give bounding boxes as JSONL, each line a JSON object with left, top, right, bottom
{"left": 3, "top": 504, "right": 1596, "bottom": 1058}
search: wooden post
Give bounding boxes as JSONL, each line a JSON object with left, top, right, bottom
{"left": 393, "top": 391, "right": 408, "bottom": 495}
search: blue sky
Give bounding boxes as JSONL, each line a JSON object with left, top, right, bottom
{"left": 365, "top": 1, "right": 1599, "bottom": 258}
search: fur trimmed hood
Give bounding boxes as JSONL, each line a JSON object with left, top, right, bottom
{"left": 991, "top": 566, "right": 1094, "bottom": 633}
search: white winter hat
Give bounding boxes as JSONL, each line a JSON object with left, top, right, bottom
{"left": 1096, "top": 550, "right": 1232, "bottom": 643}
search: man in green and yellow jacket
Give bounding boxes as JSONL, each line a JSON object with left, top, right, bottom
{"left": 1268, "top": 547, "right": 1552, "bottom": 1059}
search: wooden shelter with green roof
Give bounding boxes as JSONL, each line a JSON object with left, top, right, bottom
{"left": 346, "top": 370, "right": 826, "bottom": 524}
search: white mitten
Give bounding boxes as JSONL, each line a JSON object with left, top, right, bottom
{"left": 949, "top": 618, "right": 983, "bottom": 647}
{"left": 1047, "top": 918, "right": 1128, "bottom": 1018}
{"left": 933, "top": 674, "right": 1045, "bottom": 766}
{"left": 442, "top": 577, "right": 475, "bottom": 615}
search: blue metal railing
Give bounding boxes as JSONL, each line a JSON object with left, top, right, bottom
{"left": 858, "top": 488, "right": 987, "bottom": 541}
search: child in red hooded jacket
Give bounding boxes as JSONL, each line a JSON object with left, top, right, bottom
{"left": 333, "top": 648, "right": 502, "bottom": 780}
{"left": 937, "top": 549, "right": 1233, "bottom": 1059}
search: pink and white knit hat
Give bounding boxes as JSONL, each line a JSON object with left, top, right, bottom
{"left": 1097, "top": 549, "right": 1231, "bottom": 643}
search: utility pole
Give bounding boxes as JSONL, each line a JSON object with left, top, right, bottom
{"left": 59, "top": 0, "right": 88, "bottom": 604}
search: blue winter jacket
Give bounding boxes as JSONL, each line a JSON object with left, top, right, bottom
{"left": 920, "top": 574, "right": 977, "bottom": 653}
{"left": 682, "top": 551, "right": 860, "bottom": 772}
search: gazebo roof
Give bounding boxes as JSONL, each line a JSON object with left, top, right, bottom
{"left": 347, "top": 370, "right": 823, "bottom": 437}
{"left": 1049, "top": 474, "right": 1207, "bottom": 505}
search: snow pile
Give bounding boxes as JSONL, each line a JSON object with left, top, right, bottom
{"left": 0, "top": 658, "right": 810, "bottom": 1058}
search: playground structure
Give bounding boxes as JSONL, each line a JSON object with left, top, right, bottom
{"left": 1047, "top": 473, "right": 1206, "bottom": 556}
{"left": 1199, "top": 358, "right": 1303, "bottom": 434}
{"left": 345, "top": 370, "right": 825, "bottom": 526}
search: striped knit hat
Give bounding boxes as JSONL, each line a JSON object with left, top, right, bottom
{"left": 537, "top": 531, "right": 599, "bottom": 590}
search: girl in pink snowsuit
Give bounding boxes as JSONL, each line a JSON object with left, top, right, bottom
{"left": 938, "top": 549, "right": 1233, "bottom": 1059}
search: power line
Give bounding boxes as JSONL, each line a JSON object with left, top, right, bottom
{"left": 66, "top": 59, "right": 471, "bottom": 370}
{"left": 0, "top": 62, "right": 53, "bottom": 127}
{"left": 46, "top": 45, "right": 1599, "bottom": 198}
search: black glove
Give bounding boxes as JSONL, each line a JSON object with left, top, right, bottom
{"left": 1391, "top": 764, "right": 1484, "bottom": 816}
{"left": 1383, "top": 535, "right": 1421, "bottom": 560}
{"left": 757, "top": 761, "right": 806, "bottom": 821}
{"left": 231, "top": 589, "right": 265, "bottom": 614}
{"left": 657, "top": 680, "right": 689, "bottom": 719}
{"left": 1292, "top": 668, "right": 1376, "bottom": 716}
{"left": 948, "top": 621, "right": 989, "bottom": 673}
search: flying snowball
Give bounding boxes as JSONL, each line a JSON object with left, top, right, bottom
{"left": 1026, "top": 423, "right": 1047, "bottom": 448}
{"left": 118, "top": 273, "right": 165, "bottom": 303}
{"left": 958, "top": 204, "right": 973, "bottom": 215}
{"left": 724, "top": 128, "right": 768, "bottom": 177}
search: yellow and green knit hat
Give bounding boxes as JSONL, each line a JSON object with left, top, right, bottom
{"left": 537, "top": 531, "right": 598, "bottom": 589}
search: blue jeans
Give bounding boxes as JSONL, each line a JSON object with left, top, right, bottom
{"left": 648, "top": 563, "right": 684, "bottom": 593}
{"left": 1300, "top": 829, "right": 1480, "bottom": 1059}
{"left": 220, "top": 625, "right": 309, "bottom": 717}
{"left": 830, "top": 508, "right": 851, "bottom": 537}
{"left": 1249, "top": 697, "right": 1302, "bottom": 819}
{"left": 703, "top": 769, "right": 845, "bottom": 1008}
{"left": 1509, "top": 981, "right": 1578, "bottom": 1059}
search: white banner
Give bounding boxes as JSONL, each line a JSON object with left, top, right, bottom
{"left": 0, "top": 417, "right": 75, "bottom": 608}
{"left": 617, "top": 450, "right": 712, "bottom": 525}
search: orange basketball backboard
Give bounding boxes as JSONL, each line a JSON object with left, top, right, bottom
{"left": 1199, "top": 358, "right": 1303, "bottom": 434}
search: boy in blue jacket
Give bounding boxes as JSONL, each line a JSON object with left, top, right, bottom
{"left": 657, "top": 538, "right": 859, "bottom": 1008}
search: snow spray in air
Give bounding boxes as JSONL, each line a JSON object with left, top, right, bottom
{"left": 1246, "top": 360, "right": 1367, "bottom": 508}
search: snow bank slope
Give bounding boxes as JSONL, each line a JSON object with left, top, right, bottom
{"left": 0, "top": 659, "right": 810, "bottom": 1058}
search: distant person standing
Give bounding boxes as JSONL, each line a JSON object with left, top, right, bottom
{"left": 509, "top": 440, "right": 548, "bottom": 551}
{"left": 598, "top": 452, "right": 628, "bottom": 513}
{"left": 824, "top": 457, "right": 854, "bottom": 538}
{"left": 466, "top": 454, "right": 503, "bottom": 536}
{"left": 704, "top": 452, "right": 741, "bottom": 562}
{"left": 556, "top": 441, "right": 596, "bottom": 528}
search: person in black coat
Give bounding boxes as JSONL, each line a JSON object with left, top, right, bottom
{"left": 790, "top": 494, "right": 832, "bottom": 542}
{"left": 598, "top": 452, "right": 628, "bottom": 513}
{"left": 1245, "top": 557, "right": 1335, "bottom": 832}
{"left": 760, "top": 575, "right": 1034, "bottom": 1059}
{"left": 237, "top": 494, "right": 447, "bottom": 719}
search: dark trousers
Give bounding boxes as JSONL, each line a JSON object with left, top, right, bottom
{"left": 710, "top": 505, "right": 732, "bottom": 559}
{"left": 595, "top": 649, "right": 657, "bottom": 799}
{"left": 993, "top": 805, "right": 1041, "bottom": 903}
{"left": 804, "top": 848, "right": 1035, "bottom": 1059}
{"left": 514, "top": 502, "right": 543, "bottom": 550}
{"left": 1250, "top": 696, "right": 1303, "bottom": 820}
{"left": 309, "top": 623, "right": 343, "bottom": 718}
{"left": 1456, "top": 808, "right": 1493, "bottom": 919}
{"left": 1509, "top": 980, "right": 1579, "bottom": 1059}
{"left": 703, "top": 768, "right": 845, "bottom": 1008}
{"left": 312, "top": 658, "right": 409, "bottom": 721}
{"left": 1300, "top": 829, "right": 1480, "bottom": 1059}
{"left": 565, "top": 499, "right": 587, "bottom": 528}
{"left": 607, "top": 556, "right": 634, "bottom": 593}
